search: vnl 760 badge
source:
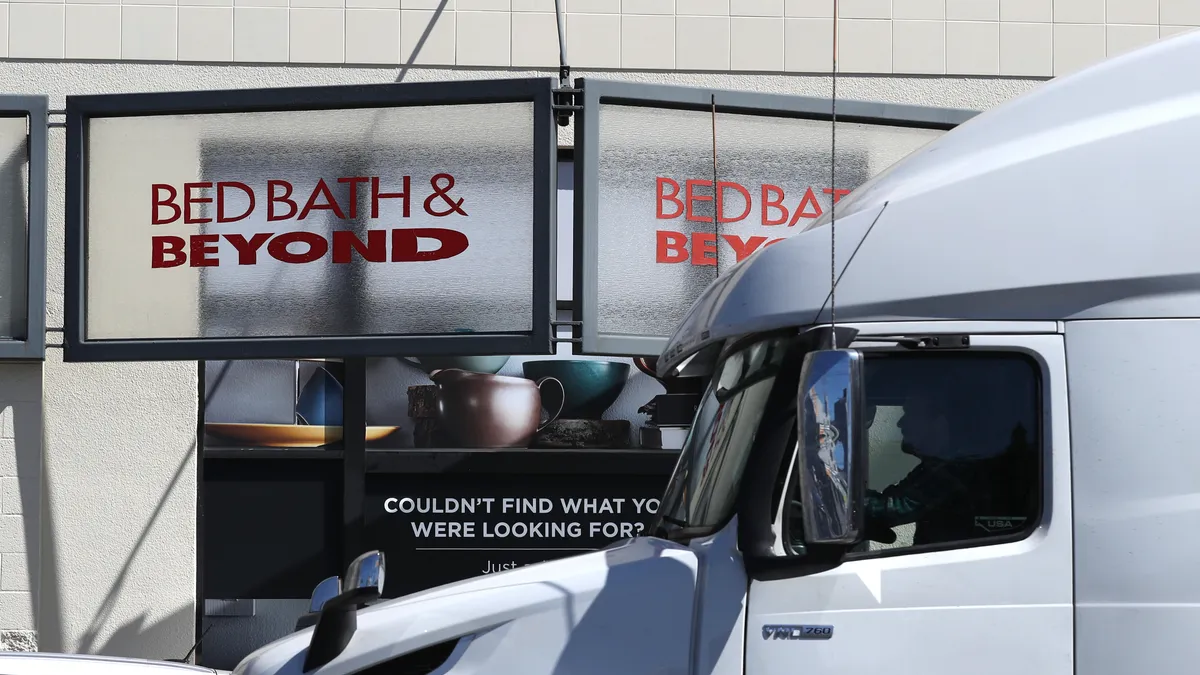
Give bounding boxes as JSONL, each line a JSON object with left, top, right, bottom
{"left": 761, "top": 625, "right": 834, "bottom": 640}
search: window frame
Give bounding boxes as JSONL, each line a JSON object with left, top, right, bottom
{"left": 779, "top": 348, "right": 1048, "bottom": 563}
{"left": 0, "top": 98, "right": 48, "bottom": 361}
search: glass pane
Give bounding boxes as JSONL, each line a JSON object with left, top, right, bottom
{"left": 858, "top": 354, "right": 1040, "bottom": 552}
{"left": 593, "top": 103, "right": 945, "bottom": 338}
{"left": 557, "top": 161, "right": 573, "bottom": 302}
{"left": 204, "top": 359, "right": 344, "bottom": 449}
{"left": 84, "top": 103, "right": 536, "bottom": 340}
{"left": 365, "top": 348, "right": 669, "bottom": 451}
{"left": 658, "top": 335, "right": 792, "bottom": 532}
{"left": 0, "top": 115, "right": 28, "bottom": 340}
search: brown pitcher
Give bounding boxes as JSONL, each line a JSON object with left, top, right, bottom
{"left": 428, "top": 369, "right": 565, "bottom": 448}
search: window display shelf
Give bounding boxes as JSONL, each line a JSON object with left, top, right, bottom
{"left": 202, "top": 447, "right": 678, "bottom": 474}
{"left": 204, "top": 448, "right": 344, "bottom": 460}
{"left": 365, "top": 448, "right": 680, "bottom": 475}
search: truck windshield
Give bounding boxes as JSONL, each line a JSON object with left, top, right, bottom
{"left": 656, "top": 335, "right": 791, "bottom": 536}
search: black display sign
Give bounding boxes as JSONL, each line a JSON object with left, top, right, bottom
{"left": 203, "top": 457, "right": 343, "bottom": 599}
{"left": 365, "top": 469, "right": 669, "bottom": 598}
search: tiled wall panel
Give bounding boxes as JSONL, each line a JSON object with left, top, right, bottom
{"left": 0, "top": 3, "right": 1195, "bottom": 81}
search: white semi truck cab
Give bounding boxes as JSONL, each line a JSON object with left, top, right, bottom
{"left": 234, "top": 27, "right": 1200, "bottom": 675}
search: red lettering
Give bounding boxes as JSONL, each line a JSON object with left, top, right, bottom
{"left": 656, "top": 230, "right": 689, "bottom": 263}
{"left": 717, "top": 182, "right": 752, "bottom": 223}
{"left": 423, "top": 174, "right": 467, "bottom": 217}
{"left": 391, "top": 228, "right": 468, "bottom": 262}
{"left": 268, "top": 231, "right": 328, "bottom": 264}
{"left": 656, "top": 178, "right": 683, "bottom": 219}
{"left": 722, "top": 234, "right": 769, "bottom": 262}
{"left": 183, "top": 182, "right": 212, "bottom": 224}
{"left": 338, "top": 177, "right": 370, "bottom": 219}
{"left": 298, "top": 179, "right": 347, "bottom": 220}
{"left": 189, "top": 234, "right": 220, "bottom": 267}
{"left": 372, "top": 176, "right": 411, "bottom": 218}
{"left": 216, "top": 182, "right": 255, "bottom": 223}
{"left": 151, "top": 236, "right": 186, "bottom": 268}
{"left": 685, "top": 180, "right": 713, "bottom": 223}
{"left": 691, "top": 232, "right": 717, "bottom": 266}
{"left": 268, "top": 180, "right": 298, "bottom": 221}
{"left": 764, "top": 237, "right": 786, "bottom": 248}
{"left": 332, "top": 230, "right": 387, "bottom": 263}
{"left": 224, "top": 233, "right": 272, "bottom": 265}
{"left": 152, "top": 184, "right": 181, "bottom": 225}
{"left": 823, "top": 187, "right": 852, "bottom": 203}
{"left": 788, "top": 187, "right": 824, "bottom": 226}
{"left": 761, "top": 184, "right": 788, "bottom": 226}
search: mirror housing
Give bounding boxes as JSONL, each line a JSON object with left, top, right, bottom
{"left": 302, "top": 551, "right": 387, "bottom": 672}
{"left": 309, "top": 575, "right": 341, "bottom": 613}
{"left": 795, "top": 349, "right": 867, "bottom": 546}
{"left": 295, "top": 576, "right": 342, "bottom": 632}
{"left": 344, "top": 550, "right": 385, "bottom": 599}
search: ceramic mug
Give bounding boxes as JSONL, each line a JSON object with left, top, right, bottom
{"left": 429, "top": 369, "right": 564, "bottom": 448}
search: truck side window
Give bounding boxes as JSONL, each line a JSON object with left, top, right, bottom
{"left": 789, "top": 351, "right": 1042, "bottom": 556}
{"left": 860, "top": 352, "right": 1041, "bottom": 553}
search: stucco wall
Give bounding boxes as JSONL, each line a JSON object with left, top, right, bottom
{"left": 0, "top": 55, "right": 1047, "bottom": 661}
{"left": 0, "top": 363, "right": 40, "bottom": 652}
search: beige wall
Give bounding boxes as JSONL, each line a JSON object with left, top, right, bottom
{"left": 0, "top": 36, "right": 1053, "bottom": 659}
{"left": 0, "top": 1, "right": 1194, "bottom": 77}
{"left": 0, "top": 364, "right": 40, "bottom": 652}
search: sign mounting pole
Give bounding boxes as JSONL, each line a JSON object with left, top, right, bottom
{"left": 829, "top": 0, "right": 840, "bottom": 339}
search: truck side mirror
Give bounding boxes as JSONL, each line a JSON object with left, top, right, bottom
{"left": 309, "top": 576, "right": 341, "bottom": 613}
{"left": 303, "top": 551, "right": 387, "bottom": 672}
{"left": 794, "top": 349, "right": 867, "bottom": 546}
{"left": 295, "top": 575, "right": 343, "bottom": 632}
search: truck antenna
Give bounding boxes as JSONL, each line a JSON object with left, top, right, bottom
{"left": 168, "top": 622, "right": 214, "bottom": 665}
{"left": 829, "top": 0, "right": 839, "bottom": 340}
{"left": 712, "top": 94, "right": 720, "bottom": 274}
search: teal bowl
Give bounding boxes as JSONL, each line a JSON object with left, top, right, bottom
{"left": 521, "top": 360, "right": 630, "bottom": 420}
{"left": 400, "top": 355, "right": 511, "bottom": 375}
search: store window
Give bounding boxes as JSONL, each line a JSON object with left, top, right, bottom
{"left": 198, "top": 157, "right": 686, "bottom": 669}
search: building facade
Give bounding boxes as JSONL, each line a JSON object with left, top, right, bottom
{"left": 0, "top": 0, "right": 1190, "bottom": 666}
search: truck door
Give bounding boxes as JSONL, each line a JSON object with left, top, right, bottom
{"left": 743, "top": 334, "right": 1073, "bottom": 675}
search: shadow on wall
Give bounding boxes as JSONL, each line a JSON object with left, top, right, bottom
{"left": 37, "top": 425, "right": 197, "bottom": 658}
{"left": 395, "top": 0, "right": 448, "bottom": 83}
{"left": 92, "top": 604, "right": 196, "bottom": 660}
{"left": 0, "top": 128, "right": 42, "bottom": 649}
{"left": 199, "top": 600, "right": 309, "bottom": 671}
{"left": 0, "top": 365, "right": 44, "bottom": 649}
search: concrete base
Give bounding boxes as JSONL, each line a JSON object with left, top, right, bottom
{"left": 0, "top": 630, "right": 35, "bottom": 651}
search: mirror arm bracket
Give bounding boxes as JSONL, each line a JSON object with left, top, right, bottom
{"left": 302, "top": 586, "right": 380, "bottom": 672}
{"left": 799, "top": 325, "right": 860, "bottom": 350}
{"left": 852, "top": 334, "right": 971, "bottom": 350}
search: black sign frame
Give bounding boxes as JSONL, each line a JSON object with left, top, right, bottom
{"left": 64, "top": 78, "right": 558, "bottom": 362}
{"left": 0, "top": 97, "right": 47, "bottom": 361}
{"left": 571, "top": 78, "right": 979, "bottom": 357}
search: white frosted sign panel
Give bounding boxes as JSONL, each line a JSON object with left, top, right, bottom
{"left": 84, "top": 103, "right": 536, "bottom": 341}
{"left": 594, "top": 104, "right": 945, "bottom": 338}
{"left": 0, "top": 116, "right": 28, "bottom": 340}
